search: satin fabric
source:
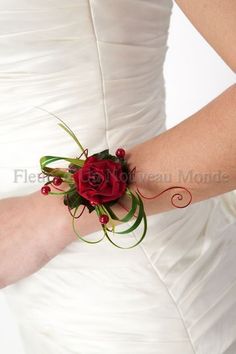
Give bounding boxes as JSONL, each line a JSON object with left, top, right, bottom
{"left": 1, "top": 1, "right": 236, "bottom": 353}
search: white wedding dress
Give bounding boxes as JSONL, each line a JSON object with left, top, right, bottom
{"left": 1, "top": 1, "right": 236, "bottom": 353}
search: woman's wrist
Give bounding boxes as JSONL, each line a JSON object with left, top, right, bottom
{"left": 33, "top": 182, "right": 104, "bottom": 259}
{"left": 123, "top": 147, "right": 193, "bottom": 215}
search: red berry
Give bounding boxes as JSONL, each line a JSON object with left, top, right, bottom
{"left": 99, "top": 214, "right": 109, "bottom": 224}
{"left": 41, "top": 185, "right": 51, "bottom": 195}
{"left": 90, "top": 200, "right": 98, "bottom": 206}
{"left": 53, "top": 176, "right": 63, "bottom": 186}
{"left": 116, "top": 148, "right": 125, "bottom": 159}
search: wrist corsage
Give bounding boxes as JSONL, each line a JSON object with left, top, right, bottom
{"left": 39, "top": 109, "right": 192, "bottom": 249}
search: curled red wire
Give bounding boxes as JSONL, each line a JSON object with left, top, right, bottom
{"left": 136, "top": 185, "right": 192, "bottom": 208}
{"left": 131, "top": 166, "right": 192, "bottom": 208}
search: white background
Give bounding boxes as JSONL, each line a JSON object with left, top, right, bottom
{"left": 0, "top": 3, "right": 235, "bottom": 353}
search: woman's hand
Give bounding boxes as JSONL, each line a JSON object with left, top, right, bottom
{"left": 0, "top": 189, "right": 100, "bottom": 288}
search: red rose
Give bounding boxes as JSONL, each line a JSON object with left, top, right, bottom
{"left": 73, "top": 156, "right": 127, "bottom": 204}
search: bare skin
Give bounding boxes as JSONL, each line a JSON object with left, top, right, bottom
{"left": 0, "top": 0, "right": 236, "bottom": 288}
{"left": 125, "top": 84, "right": 236, "bottom": 214}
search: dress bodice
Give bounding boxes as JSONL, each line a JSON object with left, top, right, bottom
{"left": 2, "top": 3, "right": 236, "bottom": 354}
{"left": 0, "top": 0, "right": 173, "bottom": 198}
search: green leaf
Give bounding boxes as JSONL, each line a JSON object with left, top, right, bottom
{"left": 34, "top": 106, "right": 86, "bottom": 154}
{"left": 97, "top": 191, "right": 148, "bottom": 249}
{"left": 111, "top": 192, "right": 144, "bottom": 235}
{"left": 104, "top": 190, "right": 138, "bottom": 223}
{"left": 40, "top": 155, "right": 85, "bottom": 170}
{"left": 64, "top": 190, "right": 81, "bottom": 209}
{"left": 58, "top": 122, "right": 85, "bottom": 154}
{"left": 72, "top": 206, "right": 105, "bottom": 244}
{"left": 92, "top": 149, "right": 110, "bottom": 160}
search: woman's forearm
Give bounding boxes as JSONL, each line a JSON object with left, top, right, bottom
{"left": 0, "top": 190, "right": 105, "bottom": 287}
{"left": 119, "top": 84, "right": 236, "bottom": 215}
{"left": 1, "top": 85, "right": 235, "bottom": 287}
{"left": 48, "top": 83, "right": 236, "bottom": 246}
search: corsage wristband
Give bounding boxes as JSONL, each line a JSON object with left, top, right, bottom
{"left": 39, "top": 110, "right": 192, "bottom": 249}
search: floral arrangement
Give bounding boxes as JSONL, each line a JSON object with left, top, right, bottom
{"left": 39, "top": 111, "right": 192, "bottom": 249}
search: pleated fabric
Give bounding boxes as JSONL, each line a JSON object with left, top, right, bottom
{"left": 1, "top": 1, "right": 236, "bottom": 353}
